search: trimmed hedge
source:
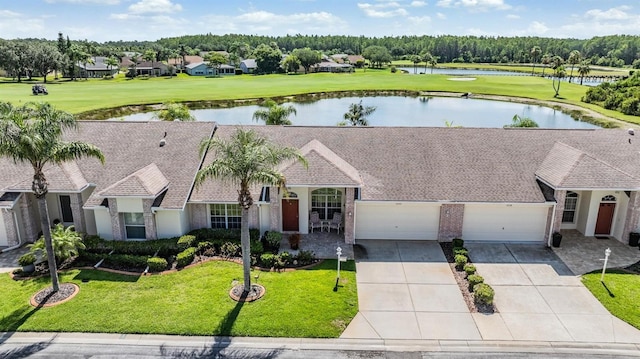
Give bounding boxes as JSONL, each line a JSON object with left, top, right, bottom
{"left": 83, "top": 236, "right": 180, "bottom": 257}
{"left": 463, "top": 263, "right": 476, "bottom": 277}
{"left": 220, "top": 242, "right": 240, "bottom": 258}
{"left": 468, "top": 274, "right": 484, "bottom": 291}
{"left": 453, "top": 247, "right": 469, "bottom": 257}
{"left": 454, "top": 254, "right": 468, "bottom": 271}
{"left": 103, "top": 254, "right": 149, "bottom": 270}
{"left": 473, "top": 283, "right": 495, "bottom": 305}
{"left": 177, "top": 235, "right": 196, "bottom": 251}
{"left": 176, "top": 247, "right": 196, "bottom": 268}
{"left": 452, "top": 238, "right": 464, "bottom": 248}
{"left": 147, "top": 257, "right": 168, "bottom": 272}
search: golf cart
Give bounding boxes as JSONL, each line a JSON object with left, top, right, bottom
{"left": 32, "top": 84, "right": 48, "bottom": 95}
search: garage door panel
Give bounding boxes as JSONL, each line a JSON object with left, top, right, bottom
{"left": 356, "top": 203, "right": 440, "bottom": 240}
{"left": 463, "top": 205, "right": 548, "bottom": 242}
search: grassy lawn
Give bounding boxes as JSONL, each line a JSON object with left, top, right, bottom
{"left": 0, "top": 260, "right": 357, "bottom": 337}
{"left": 2, "top": 69, "right": 637, "bottom": 124}
{"left": 582, "top": 270, "right": 640, "bottom": 330}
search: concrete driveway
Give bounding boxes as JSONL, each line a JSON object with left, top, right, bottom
{"left": 0, "top": 246, "right": 28, "bottom": 273}
{"left": 341, "top": 240, "right": 640, "bottom": 344}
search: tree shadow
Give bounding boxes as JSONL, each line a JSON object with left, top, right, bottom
{"left": 0, "top": 341, "right": 52, "bottom": 359}
{"left": 159, "top": 297, "right": 283, "bottom": 358}
{"left": 0, "top": 304, "right": 52, "bottom": 358}
{"left": 72, "top": 268, "right": 140, "bottom": 283}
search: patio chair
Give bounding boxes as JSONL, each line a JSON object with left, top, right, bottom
{"left": 326, "top": 212, "right": 343, "bottom": 234}
{"left": 309, "top": 211, "right": 322, "bottom": 233}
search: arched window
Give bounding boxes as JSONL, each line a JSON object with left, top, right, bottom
{"left": 601, "top": 195, "right": 616, "bottom": 202}
{"left": 562, "top": 191, "right": 579, "bottom": 223}
{"left": 311, "top": 188, "right": 342, "bottom": 220}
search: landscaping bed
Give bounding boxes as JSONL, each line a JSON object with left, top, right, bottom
{"left": 440, "top": 240, "right": 496, "bottom": 314}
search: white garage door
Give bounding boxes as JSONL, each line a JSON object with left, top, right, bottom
{"left": 355, "top": 202, "right": 440, "bottom": 240}
{"left": 463, "top": 204, "right": 549, "bottom": 242}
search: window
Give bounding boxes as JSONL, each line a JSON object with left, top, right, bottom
{"left": 210, "top": 204, "right": 241, "bottom": 229}
{"left": 311, "top": 188, "right": 342, "bottom": 220}
{"left": 562, "top": 192, "right": 578, "bottom": 223}
{"left": 124, "top": 212, "right": 146, "bottom": 239}
{"left": 601, "top": 195, "right": 616, "bottom": 202}
{"left": 59, "top": 195, "right": 74, "bottom": 223}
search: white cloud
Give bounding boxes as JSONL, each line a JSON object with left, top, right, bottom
{"left": 506, "top": 14, "right": 520, "bottom": 19}
{"left": 358, "top": 3, "right": 409, "bottom": 17}
{"left": 411, "top": 1, "right": 427, "bottom": 7}
{"left": 437, "top": 0, "right": 510, "bottom": 10}
{"left": 436, "top": 12, "right": 446, "bottom": 19}
{"left": 200, "top": 11, "right": 347, "bottom": 35}
{"left": 128, "top": 0, "right": 182, "bottom": 14}
{"left": 527, "top": 21, "right": 549, "bottom": 35}
{"left": 408, "top": 15, "right": 431, "bottom": 24}
{"left": 0, "top": 10, "right": 47, "bottom": 38}
{"left": 584, "top": 6, "right": 632, "bottom": 21}
{"left": 44, "top": 0, "right": 120, "bottom": 4}
{"left": 109, "top": 13, "right": 142, "bottom": 20}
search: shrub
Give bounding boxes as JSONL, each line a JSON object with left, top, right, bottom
{"left": 249, "top": 228, "right": 261, "bottom": 242}
{"left": 220, "top": 242, "right": 240, "bottom": 258}
{"left": 464, "top": 263, "right": 476, "bottom": 277}
{"left": 176, "top": 247, "right": 196, "bottom": 268}
{"left": 18, "top": 253, "right": 36, "bottom": 266}
{"left": 452, "top": 238, "right": 464, "bottom": 248}
{"left": 288, "top": 233, "right": 300, "bottom": 250}
{"left": 265, "top": 231, "right": 282, "bottom": 250}
{"left": 473, "top": 283, "right": 495, "bottom": 305}
{"left": 83, "top": 235, "right": 112, "bottom": 254}
{"left": 196, "top": 241, "right": 215, "bottom": 256}
{"left": 279, "top": 251, "right": 293, "bottom": 266}
{"left": 109, "top": 238, "right": 180, "bottom": 257}
{"left": 468, "top": 274, "right": 484, "bottom": 291}
{"left": 177, "top": 235, "right": 196, "bottom": 251}
{"left": 295, "top": 250, "right": 316, "bottom": 266}
{"left": 454, "top": 254, "right": 468, "bottom": 271}
{"left": 250, "top": 240, "right": 264, "bottom": 256}
{"left": 260, "top": 253, "right": 276, "bottom": 268}
{"left": 390, "top": 66, "right": 397, "bottom": 73}
{"left": 103, "top": 254, "right": 148, "bottom": 270}
{"left": 453, "top": 247, "right": 468, "bottom": 257}
{"left": 147, "top": 257, "right": 168, "bottom": 272}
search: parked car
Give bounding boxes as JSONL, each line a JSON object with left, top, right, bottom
{"left": 32, "top": 84, "right": 48, "bottom": 95}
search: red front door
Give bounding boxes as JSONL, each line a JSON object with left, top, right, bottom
{"left": 282, "top": 199, "right": 299, "bottom": 231}
{"left": 595, "top": 203, "right": 615, "bottom": 235}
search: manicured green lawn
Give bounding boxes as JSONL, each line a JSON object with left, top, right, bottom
{"left": 0, "top": 260, "right": 357, "bottom": 337}
{"left": 2, "top": 69, "right": 636, "bottom": 124}
{"left": 582, "top": 270, "right": 640, "bottom": 330}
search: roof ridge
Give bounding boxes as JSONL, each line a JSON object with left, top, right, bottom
{"left": 291, "top": 139, "right": 362, "bottom": 184}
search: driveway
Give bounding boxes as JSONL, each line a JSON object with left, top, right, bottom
{"left": 0, "top": 246, "right": 28, "bottom": 273}
{"left": 341, "top": 240, "right": 640, "bottom": 344}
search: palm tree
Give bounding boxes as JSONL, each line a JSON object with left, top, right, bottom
{"left": 428, "top": 55, "right": 438, "bottom": 74}
{"left": 567, "top": 50, "right": 581, "bottom": 83}
{"left": 105, "top": 56, "right": 119, "bottom": 76}
{"left": 504, "top": 114, "right": 539, "bottom": 128}
{"left": 28, "top": 224, "right": 85, "bottom": 264}
{"left": 530, "top": 46, "right": 541, "bottom": 75}
{"left": 540, "top": 53, "right": 551, "bottom": 77}
{"left": 153, "top": 102, "right": 194, "bottom": 121}
{"left": 577, "top": 61, "right": 591, "bottom": 85}
{"left": 339, "top": 100, "right": 376, "bottom": 126}
{"left": 550, "top": 56, "right": 567, "bottom": 98}
{"left": 252, "top": 100, "right": 297, "bottom": 125}
{"left": 410, "top": 54, "right": 421, "bottom": 74}
{"left": 143, "top": 50, "right": 157, "bottom": 76}
{"left": 0, "top": 102, "right": 104, "bottom": 292}
{"left": 195, "top": 128, "right": 307, "bottom": 295}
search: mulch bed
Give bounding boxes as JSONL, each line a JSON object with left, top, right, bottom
{"left": 229, "top": 283, "right": 265, "bottom": 302}
{"left": 30, "top": 283, "right": 79, "bottom": 307}
{"left": 440, "top": 242, "right": 496, "bottom": 314}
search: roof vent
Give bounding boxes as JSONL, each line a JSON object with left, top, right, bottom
{"left": 159, "top": 131, "right": 167, "bottom": 147}
{"left": 628, "top": 128, "right": 635, "bottom": 135}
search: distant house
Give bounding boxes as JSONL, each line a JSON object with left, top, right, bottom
{"left": 311, "top": 61, "right": 354, "bottom": 73}
{"left": 122, "top": 57, "right": 172, "bottom": 77}
{"left": 240, "top": 59, "right": 257, "bottom": 74}
{"left": 168, "top": 55, "right": 204, "bottom": 71}
{"left": 331, "top": 54, "right": 365, "bottom": 66}
{"left": 185, "top": 62, "right": 235, "bottom": 76}
{"left": 76, "top": 57, "right": 119, "bottom": 78}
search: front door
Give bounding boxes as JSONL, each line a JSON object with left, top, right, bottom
{"left": 282, "top": 199, "right": 299, "bottom": 231}
{"left": 595, "top": 203, "right": 615, "bottom": 235}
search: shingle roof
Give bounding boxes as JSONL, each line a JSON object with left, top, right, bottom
{"left": 7, "top": 161, "right": 89, "bottom": 193}
{"left": 0, "top": 121, "right": 216, "bottom": 210}
{"left": 0, "top": 192, "right": 21, "bottom": 209}
{"left": 98, "top": 163, "right": 169, "bottom": 197}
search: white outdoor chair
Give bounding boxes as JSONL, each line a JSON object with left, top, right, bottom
{"left": 309, "top": 211, "right": 322, "bottom": 233}
{"left": 326, "top": 212, "right": 343, "bottom": 234}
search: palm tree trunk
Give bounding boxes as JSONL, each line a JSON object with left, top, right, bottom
{"left": 241, "top": 207, "right": 251, "bottom": 293}
{"left": 37, "top": 196, "right": 60, "bottom": 292}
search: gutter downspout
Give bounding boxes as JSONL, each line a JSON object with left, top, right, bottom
{"left": 1, "top": 209, "right": 24, "bottom": 253}
{"left": 547, "top": 201, "right": 557, "bottom": 248}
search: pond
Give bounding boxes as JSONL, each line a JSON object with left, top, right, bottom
{"left": 118, "top": 96, "right": 600, "bottom": 129}
{"left": 397, "top": 67, "right": 526, "bottom": 76}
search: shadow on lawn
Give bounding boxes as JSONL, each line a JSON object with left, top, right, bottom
{"left": 72, "top": 269, "right": 140, "bottom": 283}
{"left": 159, "top": 296, "right": 283, "bottom": 358}
{"left": 0, "top": 304, "right": 52, "bottom": 358}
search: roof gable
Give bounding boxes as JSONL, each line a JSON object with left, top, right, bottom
{"left": 98, "top": 163, "right": 169, "bottom": 197}
{"left": 278, "top": 139, "right": 362, "bottom": 186}
{"left": 7, "top": 161, "right": 88, "bottom": 193}
{"left": 536, "top": 142, "right": 640, "bottom": 189}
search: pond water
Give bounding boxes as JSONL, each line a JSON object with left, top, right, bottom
{"left": 118, "top": 96, "right": 600, "bottom": 129}
{"left": 397, "top": 67, "right": 526, "bottom": 76}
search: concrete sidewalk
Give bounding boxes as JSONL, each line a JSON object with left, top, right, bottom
{"left": 341, "top": 240, "right": 640, "bottom": 344}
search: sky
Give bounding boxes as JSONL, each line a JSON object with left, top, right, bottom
{"left": 1, "top": 0, "right": 639, "bottom": 42}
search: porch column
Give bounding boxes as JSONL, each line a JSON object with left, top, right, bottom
{"left": 438, "top": 204, "right": 464, "bottom": 242}
{"left": 2, "top": 209, "right": 19, "bottom": 246}
{"left": 70, "top": 193, "right": 86, "bottom": 233}
{"left": 543, "top": 206, "right": 554, "bottom": 244}
{"left": 552, "top": 190, "right": 567, "bottom": 234}
{"left": 189, "top": 203, "right": 209, "bottom": 230}
{"left": 344, "top": 188, "right": 355, "bottom": 244}
{"left": 18, "top": 193, "right": 39, "bottom": 242}
{"left": 108, "top": 198, "right": 124, "bottom": 241}
{"left": 248, "top": 205, "right": 259, "bottom": 229}
{"left": 623, "top": 191, "right": 640, "bottom": 241}
{"left": 269, "top": 186, "right": 280, "bottom": 231}
{"left": 142, "top": 199, "right": 157, "bottom": 240}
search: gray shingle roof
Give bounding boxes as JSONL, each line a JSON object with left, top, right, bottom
{"left": 7, "top": 161, "right": 89, "bottom": 193}
{"left": 98, "top": 163, "right": 169, "bottom": 197}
